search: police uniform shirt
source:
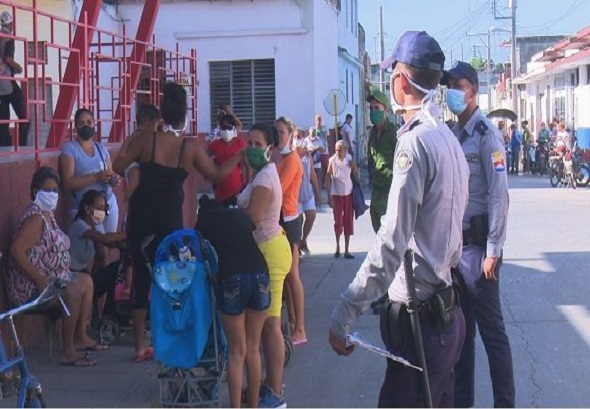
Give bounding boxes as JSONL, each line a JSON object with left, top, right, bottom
{"left": 452, "top": 108, "right": 509, "bottom": 258}
{"left": 331, "top": 108, "right": 469, "bottom": 340}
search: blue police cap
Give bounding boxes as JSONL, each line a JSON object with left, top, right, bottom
{"left": 440, "top": 61, "right": 479, "bottom": 86}
{"left": 380, "top": 31, "right": 445, "bottom": 72}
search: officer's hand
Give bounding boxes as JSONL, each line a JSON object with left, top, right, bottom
{"left": 329, "top": 330, "right": 355, "bottom": 357}
{"left": 483, "top": 257, "right": 498, "bottom": 281}
{"left": 14, "top": 63, "right": 23, "bottom": 75}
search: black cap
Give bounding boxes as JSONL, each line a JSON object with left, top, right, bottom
{"left": 441, "top": 61, "right": 479, "bottom": 86}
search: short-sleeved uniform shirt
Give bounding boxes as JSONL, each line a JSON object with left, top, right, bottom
{"left": 61, "top": 141, "right": 113, "bottom": 211}
{"left": 237, "top": 163, "right": 283, "bottom": 244}
{"left": 208, "top": 137, "right": 246, "bottom": 201}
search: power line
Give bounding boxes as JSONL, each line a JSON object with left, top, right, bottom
{"left": 439, "top": 0, "right": 491, "bottom": 45}
{"left": 434, "top": 0, "right": 484, "bottom": 37}
{"left": 519, "top": 0, "right": 587, "bottom": 30}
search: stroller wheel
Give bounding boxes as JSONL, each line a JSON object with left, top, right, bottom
{"left": 99, "top": 320, "right": 121, "bottom": 346}
{"left": 283, "top": 334, "right": 293, "bottom": 367}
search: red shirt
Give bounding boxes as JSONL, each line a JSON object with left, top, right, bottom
{"left": 209, "top": 137, "right": 246, "bottom": 202}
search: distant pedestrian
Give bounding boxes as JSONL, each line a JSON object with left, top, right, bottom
{"left": 295, "top": 134, "right": 320, "bottom": 256}
{"left": 304, "top": 125, "right": 326, "bottom": 204}
{"left": 509, "top": 123, "right": 521, "bottom": 174}
{"left": 325, "top": 140, "right": 357, "bottom": 259}
{"left": 0, "top": 11, "right": 29, "bottom": 146}
{"left": 340, "top": 113, "right": 356, "bottom": 157}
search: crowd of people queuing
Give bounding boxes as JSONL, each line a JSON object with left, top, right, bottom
{"left": 4, "top": 68, "right": 368, "bottom": 406}
{"left": 4, "top": 27, "right": 539, "bottom": 409}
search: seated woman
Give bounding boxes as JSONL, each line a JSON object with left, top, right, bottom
{"left": 195, "top": 195, "right": 269, "bottom": 408}
{"left": 7, "top": 167, "right": 99, "bottom": 367}
{"left": 68, "top": 189, "right": 127, "bottom": 317}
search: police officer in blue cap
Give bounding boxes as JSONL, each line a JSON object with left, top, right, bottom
{"left": 442, "top": 61, "right": 514, "bottom": 408}
{"left": 329, "top": 31, "right": 469, "bottom": 407}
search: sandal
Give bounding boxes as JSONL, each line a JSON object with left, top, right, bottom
{"left": 334, "top": 251, "right": 340, "bottom": 258}
{"left": 60, "top": 354, "right": 97, "bottom": 367}
{"left": 344, "top": 253, "right": 355, "bottom": 259}
{"left": 132, "top": 347, "right": 154, "bottom": 363}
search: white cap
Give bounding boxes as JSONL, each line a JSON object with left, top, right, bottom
{"left": 0, "top": 11, "right": 13, "bottom": 26}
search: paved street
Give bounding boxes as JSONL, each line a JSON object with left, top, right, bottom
{"left": 2, "top": 175, "right": 590, "bottom": 407}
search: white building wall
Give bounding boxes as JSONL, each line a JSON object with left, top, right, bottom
{"left": 110, "top": 0, "right": 339, "bottom": 134}
{"left": 312, "top": 1, "right": 339, "bottom": 126}
{"left": 337, "top": 0, "right": 362, "bottom": 149}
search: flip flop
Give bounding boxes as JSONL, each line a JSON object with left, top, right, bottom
{"left": 60, "top": 354, "right": 97, "bottom": 367}
{"left": 344, "top": 253, "right": 355, "bottom": 259}
{"left": 292, "top": 337, "right": 308, "bottom": 346}
{"left": 132, "top": 347, "right": 154, "bottom": 363}
{"left": 77, "top": 343, "right": 109, "bottom": 352}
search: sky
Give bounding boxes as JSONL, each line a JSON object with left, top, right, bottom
{"left": 359, "top": 0, "right": 590, "bottom": 66}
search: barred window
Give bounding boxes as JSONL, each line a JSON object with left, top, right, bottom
{"left": 209, "top": 59, "right": 276, "bottom": 129}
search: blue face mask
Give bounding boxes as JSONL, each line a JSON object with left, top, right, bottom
{"left": 446, "top": 89, "right": 468, "bottom": 115}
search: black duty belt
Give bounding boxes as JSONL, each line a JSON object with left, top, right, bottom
{"left": 463, "top": 229, "right": 477, "bottom": 246}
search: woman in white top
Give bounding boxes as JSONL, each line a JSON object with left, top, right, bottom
{"left": 326, "top": 140, "right": 358, "bottom": 259}
{"left": 237, "top": 123, "right": 291, "bottom": 408}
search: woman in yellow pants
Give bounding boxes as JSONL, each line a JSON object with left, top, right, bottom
{"left": 238, "top": 123, "right": 291, "bottom": 408}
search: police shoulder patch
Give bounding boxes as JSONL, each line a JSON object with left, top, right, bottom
{"left": 491, "top": 150, "right": 506, "bottom": 172}
{"left": 394, "top": 150, "right": 414, "bottom": 174}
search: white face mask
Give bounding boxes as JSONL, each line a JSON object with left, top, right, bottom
{"left": 90, "top": 209, "right": 106, "bottom": 225}
{"left": 390, "top": 71, "right": 437, "bottom": 123}
{"left": 220, "top": 128, "right": 237, "bottom": 142}
{"left": 280, "top": 143, "right": 292, "bottom": 155}
{"left": 34, "top": 191, "right": 59, "bottom": 212}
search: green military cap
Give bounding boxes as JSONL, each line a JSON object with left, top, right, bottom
{"left": 366, "top": 90, "right": 391, "bottom": 111}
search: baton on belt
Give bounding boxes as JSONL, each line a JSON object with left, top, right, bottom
{"left": 403, "top": 250, "right": 433, "bottom": 408}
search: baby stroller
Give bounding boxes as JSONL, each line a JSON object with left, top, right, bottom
{"left": 148, "top": 229, "right": 227, "bottom": 408}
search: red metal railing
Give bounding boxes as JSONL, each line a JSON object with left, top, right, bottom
{"left": 0, "top": 0, "right": 197, "bottom": 164}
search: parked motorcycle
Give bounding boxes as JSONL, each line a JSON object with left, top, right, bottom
{"left": 532, "top": 140, "right": 549, "bottom": 175}
{"left": 549, "top": 143, "right": 590, "bottom": 189}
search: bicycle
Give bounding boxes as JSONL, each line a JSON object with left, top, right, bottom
{"left": 0, "top": 280, "right": 70, "bottom": 408}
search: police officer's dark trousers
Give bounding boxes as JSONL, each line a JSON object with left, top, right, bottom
{"left": 454, "top": 244, "right": 515, "bottom": 407}
{"left": 378, "top": 306, "right": 465, "bottom": 407}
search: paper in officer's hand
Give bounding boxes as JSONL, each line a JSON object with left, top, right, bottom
{"left": 346, "top": 331, "right": 423, "bottom": 372}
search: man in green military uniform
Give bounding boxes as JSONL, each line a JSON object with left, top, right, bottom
{"left": 367, "top": 90, "right": 398, "bottom": 233}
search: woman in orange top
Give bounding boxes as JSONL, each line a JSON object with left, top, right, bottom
{"left": 275, "top": 117, "right": 307, "bottom": 345}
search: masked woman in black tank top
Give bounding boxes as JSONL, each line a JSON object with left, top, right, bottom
{"left": 113, "top": 82, "right": 244, "bottom": 362}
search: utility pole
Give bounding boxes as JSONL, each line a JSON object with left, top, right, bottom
{"left": 379, "top": 5, "right": 385, "bottom": 92}
{"left": 510, "top": 0, "right": 518, "bottom": 116}
{"left": 487, "top": 30, "right": 492, "bottom": 112}
{"left": 467, "top": 31, "right": 493, "bottom": 113}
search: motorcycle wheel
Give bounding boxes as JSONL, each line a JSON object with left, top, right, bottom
{"left": 549, "top": 169, "right": 559, "bottom": 187}
{"left": 575, "top": 163, "right": 590, "bottom": 187}
{"left": 570, "top": 174, "right": 577, "bottom": 190}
